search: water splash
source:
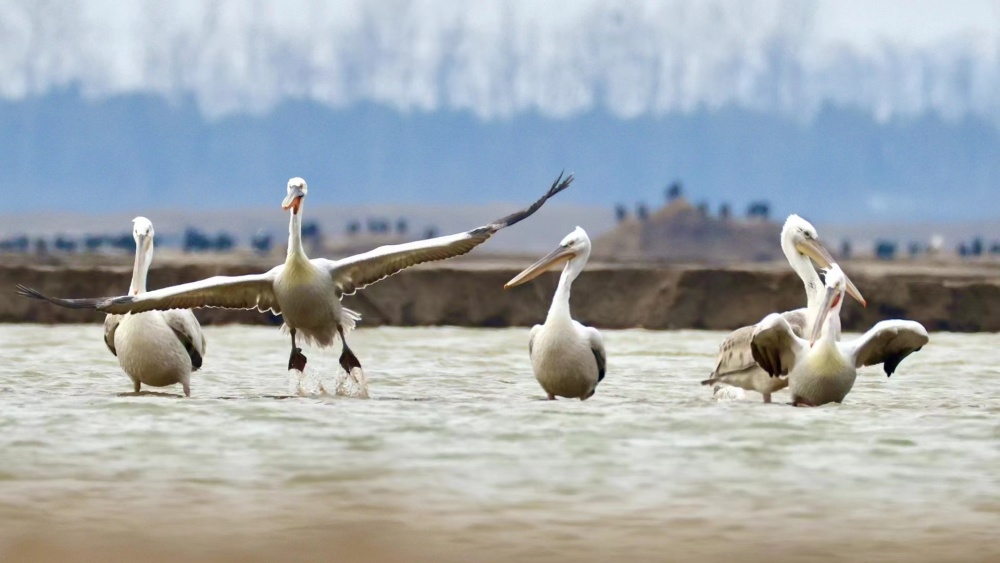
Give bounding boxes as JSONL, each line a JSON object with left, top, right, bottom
{"left": 332, "top": 367, "right": 370, "bottom": 400}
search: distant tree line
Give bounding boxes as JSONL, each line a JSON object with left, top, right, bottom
{"left": 957, "top": 236, "right": 1000, "bottom": 258}
{"left": 0, "top": 216, "right": 437, "bottom": 256}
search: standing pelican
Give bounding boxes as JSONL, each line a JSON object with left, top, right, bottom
{"left": 504, "top": 227, "right": 606, "bottom": 400}
{"left": 750, "top": 265, "right": 928, "bottom": 406}
{"left": 19, "top": 173, "right": 572, "bottom": 379}
{"left": 701, "top": 215, "right": 865, "bottom": 402}
{"left": 104, "top": 217, "right": 205, "bottom": 396}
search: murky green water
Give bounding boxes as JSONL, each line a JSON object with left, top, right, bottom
{"left": 0, "top": 325, "right": 997, "bottom": 562}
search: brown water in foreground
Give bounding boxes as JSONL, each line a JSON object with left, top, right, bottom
{"left": 1, "top": 325, "right": 997, "bottom": 562}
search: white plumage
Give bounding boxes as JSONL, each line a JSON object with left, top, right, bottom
{"left": 703, "top": 215, "right": 866, "bottom": 402}
{"left": 20, "top": 174, "right": 572, "bottom": 378}
{"left": 99, "top": 217, "right": 205, "bottom": 396}
{"left": 506, "top": 227, "right": 606, "bottom": 400}
{"left": 750, "top": 265, "right": 929, "bottom": 406}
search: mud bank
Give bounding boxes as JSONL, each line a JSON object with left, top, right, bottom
{"left": 3, "top": 262, "right": 1000, "bottom": 332}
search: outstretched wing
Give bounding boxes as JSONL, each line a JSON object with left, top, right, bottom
{"left": 848, "top": 320, "right": 929, "bottom": 377}
{"left": 709, "top": 308, "right": 807, "bottom": 377}
{"left": 314, "top": 172, "right": 573, "bottom": 297}
{"left": 17, "top": 271, "right": 280, "bottom": 316}
{"left": 750, "top": 313, "right": 808, "bottom": 378}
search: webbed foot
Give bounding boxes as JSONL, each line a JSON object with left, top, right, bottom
{"left": 288, "top": 347, "right": 308, "bottom": 372}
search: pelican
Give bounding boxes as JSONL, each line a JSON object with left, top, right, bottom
{"left": 750, "top": 265, "right": 928, "bottom": 406}
{"left": 504, "top": 227, "right": 606, "bottom": 401}
{"left": 701, "top": 215, "right": 866, "bottom": 402}
{"left": 19, "top": 173, "right": 573, "bottom": 379}
{"left": 103, "top": 218, "right": 205, "bottom": 396}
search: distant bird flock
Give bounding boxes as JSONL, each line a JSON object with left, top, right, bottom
{"left": 16, "top": 175, "right": 928, "bottom": 406}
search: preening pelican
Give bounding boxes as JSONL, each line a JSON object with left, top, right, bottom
{"left": 101, "top": 218, "right": 205, "bottom": 396}
{"left": 701, "top": 215, "right": 865, "bottom": 402}
{"left": 19, "top": 173, "right": 573, "bottom": 380}
{"left": 750, "top": 265, "right": 928, "bottom": 406}
{"left": 504, "top": 227, "right": 606, "bottom": 401}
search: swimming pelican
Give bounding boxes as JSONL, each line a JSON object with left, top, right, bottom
{"left": 19, "top": 173, "right": 573, "bottom": 379}
{"left": 504, "top": 226, "right": 606, "bottom": 400}
{"left": 701, "top": 215, "right": 866, "bottom": 402}
{"left": 105, "top": 218, "right": 205, "bottom": 396}
{"left": 750, "top": 265, "right": 928, "bottom": 406}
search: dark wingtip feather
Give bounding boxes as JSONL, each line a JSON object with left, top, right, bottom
{"left": 14, "top": 283, "right": 106, "bottom": 310}
{"left": 16, "top": 284, "right": 47, "bottom": 300}
{"left": 484, "top": 171, "right": 575, "bottom": 232}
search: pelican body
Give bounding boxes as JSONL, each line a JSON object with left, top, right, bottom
{"left": 19, "top": 174, "right": 573, "bottom": 379}
{"left": 505, "top": 227, "right": 606, "bottom": 400}
{"left": 751, "top": 265, "right": 928, "bottom": 406}
{"left": 702, "top": 215, "right": 865, "bottom": 402}
{"left": 101, "top": 218, "right": 205, "bottom": 396}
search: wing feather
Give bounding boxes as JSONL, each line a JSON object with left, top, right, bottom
{"left": 750, "top": 313, "right": 808, "bottom": 377}
{"left": 316, "top": 173, "right": 573, "bottom": 296}
{"left": 587, "top": 327, "right": 606, "bottom": 383}
{"left": 848, "top": 320, "right": 928, "bottom": 377}
{"left": 103, "top": 314, "right": 121, "bottom": 356}
{"left": 709, "top": 308, "right": 807, "bottom": 377}
{"left": 163, "top": 310, "right": 207, "bottom": 371}
{"left": 19, "top": 272, "right": 279, "bottom": 316}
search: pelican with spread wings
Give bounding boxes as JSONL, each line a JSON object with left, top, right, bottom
{"left": 19, "top": 173, "right": 573, "bottom": 380}
{"left": 750, "top": 265, "right": 928, "bottom": 406}
{"left": 702, "top": 215, "right": 866, "bottom": 402}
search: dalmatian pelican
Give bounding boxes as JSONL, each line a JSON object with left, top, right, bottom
{"left": 75, "top": 217, "right": 204, "bottom": 396}
{"left": 701, "top": 215, "right": 865, "bottom": 402}
{"left": 504, "top": 226, "right": 606, "bottom": 401}
{"left": 18, "top": 173, "right": 573, "bottom": 382}
{"left": 750, "top": 264, "right": 928, "bottom": 406}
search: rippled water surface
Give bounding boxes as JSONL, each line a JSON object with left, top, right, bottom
{"left": 1, "top": 325, "right": 998, "bottom": 562}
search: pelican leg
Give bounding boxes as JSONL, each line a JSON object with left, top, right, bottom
{"left": 133, "top": 380, "right": 141, "bottom": 393}
{"left": 288, "top": 328, "right": 308, "bottom": 372}
{"left": 336, "top": 325, "right": 362, "bottom": 375}
{"left": 762, "top": 393, "right": 772, "bottom": 404}
{"left": 547, "top": 393, "right": 556, "bottom": 401}
{"left": 182, "top": 381, "right": 191, "bottom": 398}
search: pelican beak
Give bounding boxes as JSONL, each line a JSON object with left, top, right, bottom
{"left": 504, "top": 245, "right": 576, "bottom": 289}
{"left": 796, "top": 237, "right": 836, "bottom": 269}
{"left": 130, "top": 233, "right": 153, "bottom": 296}
{"left": 809, "top": 285, "right": 842, "bottom": 346}
{"left": 843, "top": 275, "right": 866, "bottom": 308}
{"left": 797, "top": 238, "right": 867, "bottom": 307}
{"left": 281, "top": 189, "right": 304, "bottom": 214}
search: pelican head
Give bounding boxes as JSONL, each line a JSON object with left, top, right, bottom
{"left": 782, "top": 214, "right": 866, "bottom": 307}
{"left": 281, "top": 177, "right": 309, "bottom": 215}
{"left": 132, "top": 216, "right": 154, "bottom": 241}
{"left": 130, "top": 217, "right": 155, "bottom": 295}
{"left": 505, "top": 226, "right": 590, "bottom": 289}
{"left": 809, "top": 264, "right": 848, "bottom": 345}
